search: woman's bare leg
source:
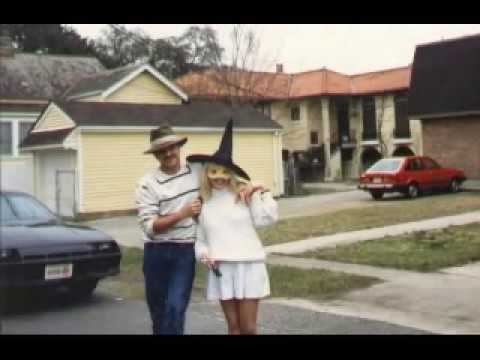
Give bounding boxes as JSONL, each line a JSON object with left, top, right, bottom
{"left": 237, "top": 299, "right": 259, "bottom": 335}
{"left": 220, "top": 299, "right": 241, "bottom": 335}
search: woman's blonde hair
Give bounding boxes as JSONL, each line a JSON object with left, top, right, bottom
{"left": 199, "top": 162, "right": 248, "bottom": 201}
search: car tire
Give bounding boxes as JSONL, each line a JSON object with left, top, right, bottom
{"left": 370, "top": 191, "right": 384, "bottom": 200}
{"left": 449, "top": 178, "right": 461, "bottom": 193}
{"left": 70, "top": 279, "right": 99, "bottom": 300}
{"left": 407, "top": 183, "right": 420, "bottom": 199}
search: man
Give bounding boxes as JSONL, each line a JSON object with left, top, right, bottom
{"left": 135, "top": 124, "right": 255, "bottom": 335}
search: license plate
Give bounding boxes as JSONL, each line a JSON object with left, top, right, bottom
{"left": 373, "top": 177, "right": 382, "bottom": 183}
{"left": 45, "top": 263, "right": 73, "bottom": 280}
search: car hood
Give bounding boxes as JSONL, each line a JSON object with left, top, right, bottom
{"left": 0, "top": 223, "right": 114, "bottom": 251}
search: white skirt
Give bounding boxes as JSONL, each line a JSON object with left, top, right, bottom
{"left": 205, "top": 261, "right": 270, "bottom": 301}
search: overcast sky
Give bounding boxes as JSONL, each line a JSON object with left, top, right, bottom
{"left": 71, "top": 24, "right": 480, "bottom": 74}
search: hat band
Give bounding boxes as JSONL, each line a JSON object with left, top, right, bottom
{"left": 151, "top": 135, "right": 183, "bottom": 148}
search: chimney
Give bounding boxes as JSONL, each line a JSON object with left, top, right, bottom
{"left": 276, "top": 63, "right": 283, "bottom": 73}
{"left": 0, "top": 27, "right": 15, "bottom": 57}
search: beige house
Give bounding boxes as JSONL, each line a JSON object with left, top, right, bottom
{"left": 21, "top": 63, "right": 283, "bottom": 218}
{"left": 177, "top": 65, "right": 423, "bottom": 181}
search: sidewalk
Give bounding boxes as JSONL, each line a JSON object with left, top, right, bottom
{"left": 265, "top": 210, "right": 480, "bottom": 255}
{"left": 463, "top": 179, "right": 480, "bottom": 191}
{"left": 266, "top": 255, "right": 480, "bottom": 334}
{"left": 303, "top": 182, "right": 357, "bottom": 191}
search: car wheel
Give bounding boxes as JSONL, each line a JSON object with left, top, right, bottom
{"left": 449, "top": 178, "right": 461, "bottom": 193}
{"left": 70, "top": 279, "right": 99, "bottom": 300}
{"left": 407, "top": 183, "right": 419, "bottom": 199}
{"left": 370, "top": 191, "right": 384, "bottom": 200}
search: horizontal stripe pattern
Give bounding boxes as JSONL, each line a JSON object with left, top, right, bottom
{"left": 136, "top": 163, "right": 202, "bottom": 244}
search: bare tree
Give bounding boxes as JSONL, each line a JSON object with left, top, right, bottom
{"left": 183, "top": 24, "right": 287, "bottom": 111}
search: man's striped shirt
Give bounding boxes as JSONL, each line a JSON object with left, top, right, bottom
{"left": 135, "top": 162, "right": 202, "bottom": 244}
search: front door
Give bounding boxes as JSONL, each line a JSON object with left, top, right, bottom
{"left": 56, "top": 170, "right": 76, "bottom": 218}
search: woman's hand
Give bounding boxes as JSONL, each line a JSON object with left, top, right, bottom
{"left": 237, "top": 183, "right": 266, "bottom": 205}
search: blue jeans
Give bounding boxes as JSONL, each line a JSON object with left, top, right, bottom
{"left": 143, "top": 242, "right": 196, "bottom": 335}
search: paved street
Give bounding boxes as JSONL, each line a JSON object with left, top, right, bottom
{"left": 1, "top": 290, "right": 428, "bottom": 335}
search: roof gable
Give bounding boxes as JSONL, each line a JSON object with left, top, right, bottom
{"left": 64, "top": 64, "right": 189, "bottom": 102}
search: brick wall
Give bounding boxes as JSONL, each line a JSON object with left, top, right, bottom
{"left": 422, "top": 116, "right": 480, "bottom": 179}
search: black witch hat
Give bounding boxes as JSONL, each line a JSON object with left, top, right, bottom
{"left": 187, "top": 118, "right": 250, "bottom": 180}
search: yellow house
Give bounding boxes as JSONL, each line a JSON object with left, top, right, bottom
{"left": 21, "top": 64, "right": 284, "bottom": 218}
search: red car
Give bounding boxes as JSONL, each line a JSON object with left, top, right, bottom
{"left": 358, "top": 156, "right": 467, "bottom": 200}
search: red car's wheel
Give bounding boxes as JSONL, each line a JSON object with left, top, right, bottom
{"left": 449, "top": 178, "right": 461, "bottom": 193}
{"left": 407, "top": 183, "right": 420, "bottom": 199}
{"left": 370, "top": 191, "right": 384, "bottom": 200}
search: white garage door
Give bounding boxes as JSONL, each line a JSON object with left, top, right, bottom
{"left": 37, "top": 150, "right": 77, "bottom": 217}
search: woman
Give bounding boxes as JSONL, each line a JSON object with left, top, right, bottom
{"left": 187, "top": 119, "right": 278, "bottom": 335}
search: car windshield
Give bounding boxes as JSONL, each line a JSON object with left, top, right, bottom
{"left": 0, "top": 193, "right": 58, "bottom": 226}
{"left": 368, "top": 159, "right": 403, "bottom": 172}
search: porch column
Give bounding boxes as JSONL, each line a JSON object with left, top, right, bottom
{"left": 321, "top": 97, "right": 332, "bottom": 180}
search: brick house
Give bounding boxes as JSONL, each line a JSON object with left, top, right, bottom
{"left": 176, "top": 64, "right": 422, "bottom": 181}
{"left": 408, "top": 33, "right": 480, "bottom": 180}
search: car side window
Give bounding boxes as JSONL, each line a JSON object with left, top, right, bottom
{"left": 406, "top": 159, "right": 424, "bottom": 171}
{"left": 0, "top": 195, "right": 17, "bottom": 222}
{"left": 423, "top": 158, "right": 441, "bottom": 170}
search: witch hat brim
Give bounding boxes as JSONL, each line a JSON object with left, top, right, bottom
{"left": 186, "top": 119, "right": 251, "bottom": 181}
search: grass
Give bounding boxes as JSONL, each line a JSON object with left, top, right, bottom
{"left": 98, "top": 246, "right": 380, "bottom": 301}
{"left": 295, "top": 223, "right": 480, "bottom": 272}
{"left": 258, "top": 192, "right": 480, "bottom": 246}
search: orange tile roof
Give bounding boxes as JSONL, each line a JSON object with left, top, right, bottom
{"left": 176, "top": 65, "right": 411, "bottom": 100}
{"left": 350, "top": 65, "right": 411, "bottom": 95}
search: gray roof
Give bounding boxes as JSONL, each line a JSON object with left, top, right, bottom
{"left": 62, "top": 63, "right": 144, "bottom": 99}
{"left": 0, "top": 53, "right": 105, "bottom": 101}
{"left": 409, "top": 33, "right": 480, "bottom": 118}
{"left": 21, "top": 100, "right": 282, "bottom": 148}
{"left": 21, "top": 127, "right": 75, "bottom": 148}
{"left": 54, "top": 100, "right": 282, "bottom": 129}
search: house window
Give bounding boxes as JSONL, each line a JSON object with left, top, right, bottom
{"left": 19, "top": 122, "right": 32, "bottom": 146}
{"left": 362, "top": 97, "right": 376, "bottom": 140}
{"left": 291, "top": 106, "right": 300, "bottom": 121}
{"left": 0, "top": 122, "right": 12, "bottom": 155}
{"left": 310, "top": 131, "right": 319, "bottom": 144}
{"left": 394, "top": 94, "right": 410, "bottom": 138}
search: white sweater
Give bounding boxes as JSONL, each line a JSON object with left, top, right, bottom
{"left": 195, "top": 188, "right": 278, "bottom": 262}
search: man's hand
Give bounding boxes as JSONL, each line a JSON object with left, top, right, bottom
{"left": 179, "top": 199, "right": 202, "bottom": 220}
{"left": 236, "top": 183, "right": 265, "bottom": 205}
{"left": 200, "top": 254, "right": 215, "bottom": 269}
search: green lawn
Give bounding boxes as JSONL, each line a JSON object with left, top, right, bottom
{"left": 295, "top": 223, "right": 480, "bottom": 272}
{"left": 258, "top": 192, "right": 480, "bottom": 246}
{"left": 99, "top": 246, "right": 379, "bottom": 301}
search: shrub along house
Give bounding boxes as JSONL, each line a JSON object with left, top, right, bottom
{"left": 20, "top": 63, "right": 283, "bottom": 218}
{"left": 177, "top": 65, "right": 423, "bottom": 181}
{"left": 408, "top": 33, "right": 480, "bottom": 181}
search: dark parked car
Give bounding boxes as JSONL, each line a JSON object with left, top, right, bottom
{"left": 0, "top": 191, "right": 121, "bottom": 303}
{"left": 358, "top": 156, "right": 467, "bottom": 200}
